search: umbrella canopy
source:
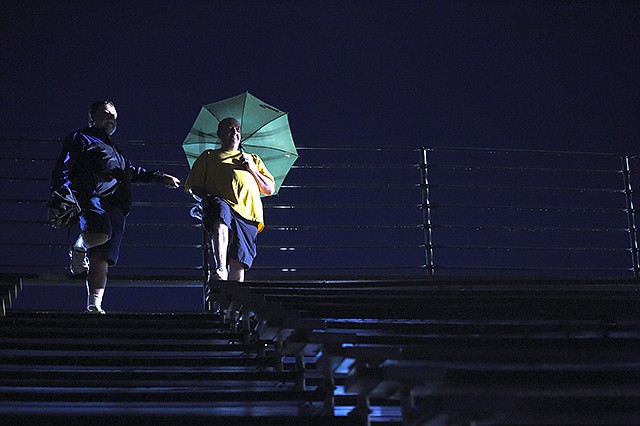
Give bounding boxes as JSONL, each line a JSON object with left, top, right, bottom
{"left": 182, "top": 91, "right": 298, "bottom": 195}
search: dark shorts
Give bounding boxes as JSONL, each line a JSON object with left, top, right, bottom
{"left": 203, "top": 197, "right": 258, "bottom": 269}
{"left": 79, "top": 197, "right": 126, "bottom": 266}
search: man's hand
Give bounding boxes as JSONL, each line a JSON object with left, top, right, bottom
{"left": 163, "top": 174, "right": 181, "bottom": 189}
{"left": 240, "top": 153, "right": 258, "bottom": 173}
{"left": 240, "top": 153, "right": 275, "bottom": 195}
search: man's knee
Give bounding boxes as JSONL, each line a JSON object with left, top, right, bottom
{"left": 81, "top": 232, "right": 110, "bottom": 248}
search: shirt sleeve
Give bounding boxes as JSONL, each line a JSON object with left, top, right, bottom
{"left": 184, "top": 153, "right": 207, "bottom": 193}
{"left": 254, "top": 154, "right": 275, "bottom": 183}
{"left": 126, "top": 159, "right": 165, "bottom": 184}
{"left": 50, "top": 133, "right": 79, "bottom": 192}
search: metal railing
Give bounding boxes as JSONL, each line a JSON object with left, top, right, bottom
{"left": 421, "top": 147, "right": 640, "bottom": 278}
{"left": 1, "top": 138, "right": 639, "bottom": 280}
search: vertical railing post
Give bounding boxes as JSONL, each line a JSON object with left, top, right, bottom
{"left": 621, "top": 156, "right": 640, "bottom": 277}
{"left": 420, "top": 148, "right": 435, "bottom": 275}
{"left": 201, "top": 225, "right": 213, "bottom": 310}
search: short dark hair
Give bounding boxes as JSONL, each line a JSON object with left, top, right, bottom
{"left": 89, "top": 100, "right": 116, "bottom": 117}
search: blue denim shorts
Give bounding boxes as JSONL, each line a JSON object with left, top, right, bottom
{"left": 79, "top": 197, "right": 126, "bottom": 265}
{"left": 203, "top": 197, "right": 258, "bottom": 269}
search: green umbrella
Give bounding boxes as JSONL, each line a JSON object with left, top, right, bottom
{"left": 182, "top": 91, "right": 298, "bottom": 195}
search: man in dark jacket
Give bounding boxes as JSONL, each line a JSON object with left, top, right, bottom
{"left": 50, "top": 100, "right": 180, "bottom": 313}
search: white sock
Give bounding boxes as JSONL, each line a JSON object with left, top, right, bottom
{"left": 88, "top": 292, "right": 103, "bottom": 310}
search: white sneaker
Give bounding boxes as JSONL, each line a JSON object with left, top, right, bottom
{"left": 69, "top": 246, "right": 88, "bottom": 275}
{"left": 213, "top": 266, "right": 228, "bottom": 281}
{"left": 85, "top": 304, "right": 106, "bottom": 314}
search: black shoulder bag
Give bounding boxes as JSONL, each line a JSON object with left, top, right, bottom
{"left": 47, "top": 187, "right": 81, "bottom": 229}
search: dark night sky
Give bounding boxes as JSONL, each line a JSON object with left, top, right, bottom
{"left": 1, "top": 0, "right": 638, "bottom": 154}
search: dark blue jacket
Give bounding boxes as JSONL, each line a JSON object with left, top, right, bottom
{"left": 50, "top": 127, "right": 164, "bottom": 215}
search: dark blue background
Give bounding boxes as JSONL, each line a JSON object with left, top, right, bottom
{"left": 2, "top": 1, "right": 640, "bottom": 312}
{"left": 1, "top": 0, "right": 638, "bottom": 153}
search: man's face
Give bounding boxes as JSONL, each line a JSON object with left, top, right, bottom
{"left": 91, "top": 103, "right": 118, "bottom": 135}
{"left": 218, "top": 119, "right": 241, "bottom": 149}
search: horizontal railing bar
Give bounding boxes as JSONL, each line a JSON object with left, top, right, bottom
{"left": 6, "top": 242, "right": 625, "bottom": 253}
{"left": 281, "top": 183, "right": 420, "bottom": 189}
{"left": 137, "top": 161, "right": 190, "bottom": 167}
{"left": 0, "top": 220, "right": 201, "bottom": 228}
{"left": 425, "top": 145, "right": 627, "bottom": 158}
{"left": 0, "top": 264, "right": 203, "bottom": 271}
{"left": 265, "top": 203, "right": 421, "bottom": 209}
{"left": 428, "top": 203, "right": 627, "bottom": 213}
{"left": 0, "top": 137, "right": 63, "bottom": 143}
{"left": 0, "top": 199, "right": 603, "bottom": 214}
{"left": 266, "top": 224, "right": 422, "bottom": 230}
{"left": 434, "top": 264, "right": 634, "bottom": 272}
{"left": 88, "top": 265, "right": 203, "bottom": 271}
{"left": 428, "top": 163, "right": 623, "bottom": 175}
{"left": 131, "top": 201, "right": 205, "bottom": 207}
{"left": 0, "top": 159, "right": 189, "bottom": 168}
{"left": 127, "top": 223, "right": 201, "bottom": 228}
{"left": 427, "top": 183, "right": 625, "bottom": 193}
{"left": 0, "top": 157, "right": 54, "bottom": 162}
{"left": 2, "top": 138, "right": 635, "bottom": 158}
{"left": 296, "top": 146, "right": 420, "bottom": 152}
{"left": 250, "top": 265, "right": 427, "bottom": 271}
{"left": 3, "top": 138, "right": 632, "bottom": 158}
{"left": 433, "top": 245, "right": 630, "bottom": 252}
{"left": 0, "top": 177, "right": 49, "bottom": 182}
{"left": 0, "top": 198, "right": 631, "bottom": 215}
{"left": 2, "top": 160, "right": 627, "bottom": 175}
{"left": 226, "top": 220, "right": 638, "bottom": 232}
{"left": 261, "top": 244, "right": 423, "bottom": 249}
{"left": 8, "top": 223, "right": 420, "bottom": 231}
{"left": 292, "top": 163, "right": 419, "bottom": 169}
{"left": 432, "top": 224, "right": 629, "bottom": 232}
{"left": 6, "top": 263, "right": 629, "bottom": 273}
{"left": 0, "top": 221, "right": 419, "bottom": 230}
{"left": 0, "top": 199, "right": 195, "bottom": 208}
{"left": 0, "top": 241, "right": 426, "bottom": 251}
{"left": 6, "top": 242, "right": 202, "bottom": 249}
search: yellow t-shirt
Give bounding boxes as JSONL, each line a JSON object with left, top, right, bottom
{"left": 184, "top": 149, "right": 274, "bottom": 232}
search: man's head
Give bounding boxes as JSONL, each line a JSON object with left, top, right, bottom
{"left": 88, "top": 100, "right": 118, "bottom": 136}
{"left": 217, "top": 117, "right": 242, "bottom": 150}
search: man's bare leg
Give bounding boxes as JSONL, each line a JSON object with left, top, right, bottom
{"left": 70, "top": 233, "right": 110, "bottom": 275}
{"left": 211, "top": 221, "right": 229, "bottom": 280}
{"left": 86, "top": 252, "right": 108, "bottom": 313}
{"left": 229, "top": 259, "right": 245, "bottom": 282}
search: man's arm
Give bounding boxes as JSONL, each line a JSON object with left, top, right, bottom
{"left": 126, "top": 160, "right": 180, "bottom": 188}
{"left": 241, "top": 154, "right": 275, "bottom": 195}
{"left": 188, "top": 185, "right": 208, "bottom": 203}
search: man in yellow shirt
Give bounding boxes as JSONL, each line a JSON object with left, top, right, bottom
{"left": 185, "top": 117, "right": 275, "bottom": 281}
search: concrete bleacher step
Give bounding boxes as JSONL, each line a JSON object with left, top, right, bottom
{"left": 0, "top": 310, "right": 359, "bottom": 424}
{"left": 317, "top": 335, "right": 640, "bottom": 364}
{"left": 216, "top": 277, "right": 640, "bottom": 322}
{"left": 322, "top": 317, "right": 640, "bottom": 336}
{"left": 10, "top": 277, "right": 206, "bottom": 313}
{"left": 5, "top": 277, "right": 640, "bottom": 424}
{"left": 218, "top": 277, "right": 640, "bottom": 425}
{"left": 409, "top": 373, "right": 640, "bottom": 424}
